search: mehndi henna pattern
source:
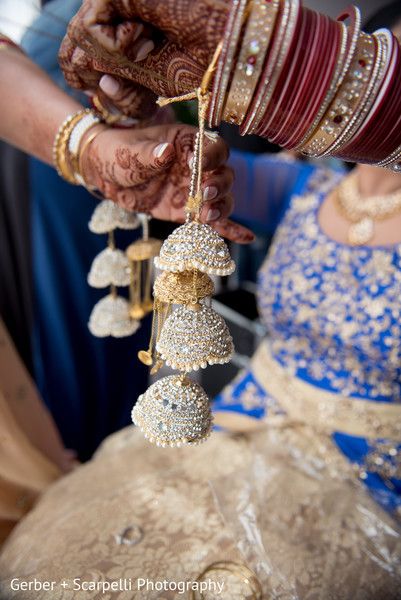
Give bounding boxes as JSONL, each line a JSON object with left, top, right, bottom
{"left": 59, "top": 33, "right": 157, "bottom": 119}
{"left": 60, "top": 0, "right": 229, "bottom": 98}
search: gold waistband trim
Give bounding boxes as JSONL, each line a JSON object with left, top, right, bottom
{"left": 251, "top": 342, "right": 401, "bottom": 441}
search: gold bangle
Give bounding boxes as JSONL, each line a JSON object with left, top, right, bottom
{"left": 300, "top": 31, "right": 376, "bottom": 157}
{"left": 92, "top": 94, "right": 124, "bottom": 125}
{"left": 76, "top": 125, "right": 107, "bottom": 188}
{"left": 53, "top": 110, "right": 91, "bottom": 184}
{"left": 208, "top": 0, "right": 250, "bottom": 127}
{"left": 223, "top": 0, "right": 280, "bottom": 126}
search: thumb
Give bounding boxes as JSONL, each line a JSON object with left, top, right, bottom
{"left": 113, "top": 139, "right": 175, "bottom": 187}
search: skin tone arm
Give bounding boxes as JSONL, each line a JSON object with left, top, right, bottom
{"left": 0, "top": 44, "right": 81, "bottom": 165}
{"left": 0, "top": 43, "right": 254, "bottom": 243}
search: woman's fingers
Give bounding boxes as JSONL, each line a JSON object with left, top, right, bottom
{"left": 202, "top": 194, "right": 234, "bottom": 223}
{"left": 97, "top": 75, "right": 157, "bottom": 118}
{"left": 200, "top": 135, "right": 230, "bottom": 170}
{"left": 202, "top": 165, "right": 235, "bottom": 203}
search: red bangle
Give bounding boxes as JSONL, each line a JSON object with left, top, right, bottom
{"left": 274, "top": 12, "right": 333, "bottom": 145}
{"left": 286, "top": 15, "right": 339, "bottom": 147}
{"left": 261, "top": 7, "right": 313, "bottom": 141}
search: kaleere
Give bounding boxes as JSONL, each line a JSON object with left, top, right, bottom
{"left": 132, "top": 43, "right": 235, "bottom": 447}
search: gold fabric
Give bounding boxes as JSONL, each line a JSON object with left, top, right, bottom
{"left": 251, "top": 342, "right": 401, "bottom": 441}
{"left": 1, "top": 419, "right": 400, "bottom": 599}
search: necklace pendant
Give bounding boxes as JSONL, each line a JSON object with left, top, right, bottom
{"left": 348, "top": 217, "right": 374, "bottom": 246}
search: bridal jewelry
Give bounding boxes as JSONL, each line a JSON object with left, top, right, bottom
{"left": 335, "top": 171, "right": 401, "bottom": 245}
{"left": 132, "top": 44, "right": 235, "bottom": 447}
{"left": 126, "top": 216, "right": 162, "bottom": 319}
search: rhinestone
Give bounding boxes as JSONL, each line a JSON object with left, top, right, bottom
{"left": 88, "top": 199, "right": 140, "bottom": 234}
{"left": 132, "top": 375, "right": 212, "bottom": 447}
{"left": 88, "top": 247, "right": 131, "bottom": 288}
{"left": 88, "top": 294, "right": 140, "bottom": 338}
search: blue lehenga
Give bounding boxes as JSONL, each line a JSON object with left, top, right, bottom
{"left": 215, "top": 153, "right": 401, "bottom": 519}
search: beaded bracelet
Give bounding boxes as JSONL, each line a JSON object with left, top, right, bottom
{"left": 222, "top": 0, "right": 280, "bottom": 126}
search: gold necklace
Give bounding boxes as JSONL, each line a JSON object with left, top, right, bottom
{"left": 335, "top": 171, "right": 401, "bottom": 245}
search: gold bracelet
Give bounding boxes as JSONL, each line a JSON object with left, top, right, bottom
{"left": 300, "top": 31, "right": 376, "bottom": 157}
{"left": 76, "top": 125, "right": 107, "bottom": 188}
{"left": 53, "top": 110, "right": 91, "bottom": 184}
{"left": 223, "top": 0, "right": 280, "bottom": 126}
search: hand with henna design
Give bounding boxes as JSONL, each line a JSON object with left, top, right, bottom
{"left": 81, "top": 123, "right": 254, "bottom": 244}
{"left": 59, "top": 21, "right": 158, "bottom": 120}
{"left": 60, "top": 0, "right": 229, "bottom": 99}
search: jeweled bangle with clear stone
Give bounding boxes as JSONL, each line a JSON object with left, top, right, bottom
{"left": 323, "top": 32, "right": 385, "bottom": 157}
{"left": 208, "top": 0, "right": 249, "bottom": 128}
{"left": 300, "top": 32, "right": 375, "bottom": 158}
{"left": 242, "top": 0, "right": 299, "bottom": 136}
{"left": 222, "top": 0, "right": 280, "bottom": 126}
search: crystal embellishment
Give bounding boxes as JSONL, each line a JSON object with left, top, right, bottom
{"left": 89, "top": 200, "right": 140, "bottom": 234}
{"left": 156, "top": 304, "right": 234, "bottom": 371}
{"left": 88, "top": 294, "right": 140, "bottom": 338}
{"left": 132, "top": 375, "right": 213, "bottom": 447}
{"left": 154, "top": 221, "right": 235, "bottom": 276}
{"left": 88, "top": 247, "right": 131, "bottom": 288}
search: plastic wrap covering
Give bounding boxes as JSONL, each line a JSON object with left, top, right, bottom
{"left": 0, "top": 426, "right": 400, "bottom": 599}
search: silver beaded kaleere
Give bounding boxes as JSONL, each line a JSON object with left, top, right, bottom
{"left": 87, "top": 200, "right": 141, "bottom": 338}
{"left": 132, "top": 62, "right": 236, "bottom": 448}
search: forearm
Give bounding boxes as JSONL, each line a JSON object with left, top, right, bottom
{"left": 0, "top": 45, "right": 82, "bottom": 165}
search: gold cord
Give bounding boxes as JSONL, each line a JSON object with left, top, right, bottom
{"left": 156, "top": 43, "right": 223, "bottom": 220}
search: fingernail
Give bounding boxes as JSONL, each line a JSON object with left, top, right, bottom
{"left": 153, "top": 142, "right": 170, "bottom": 158}
{"left": 206, "top": 208, "right": 221, "bottom": 222}
{"left": 133, "top": 23, "right": 144, "bottom": 42}
{"left": 99, "top": 74, "right": 120, "bottom": 97}
{"left": 188, "top": 155, "right": 194, "bottom": 169}
{"left": 135, "top": 40, "right": 155, "bottom": 62}
{"left": 203, "top": 186, "right": 218, "bottom": 201}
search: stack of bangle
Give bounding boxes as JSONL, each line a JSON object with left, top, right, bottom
{"left": 53, "top": 108, "right": 105, "bottom": 185}
{"left": 209, "top": 0, "right": 401, "bottom": 169}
